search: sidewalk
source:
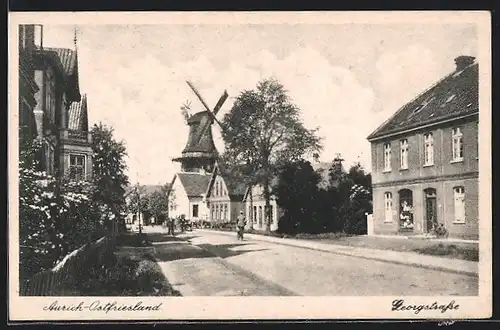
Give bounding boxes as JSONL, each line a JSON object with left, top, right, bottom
{"left": 197, "top": 229, "right": 478, "bottom": 277}
{"left": 368, "top": 233, "right": 478, "bottom": 244}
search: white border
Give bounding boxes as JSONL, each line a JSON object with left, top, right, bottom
{"left": 8, "top": 11, "right": 492, "bottom": 321}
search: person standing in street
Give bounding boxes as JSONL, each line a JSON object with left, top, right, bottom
{"left": 236, "top": 211, "right": 246, "bottom": 240}
{"left": 170, "top": 217, "right": 176, "bottom": 236}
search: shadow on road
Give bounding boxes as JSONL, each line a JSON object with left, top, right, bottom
{"left": 142, "top": 232, "right": 268, "bottom": 262}
{"left": 196, "top": 243, "right": 269, "bottom": 259}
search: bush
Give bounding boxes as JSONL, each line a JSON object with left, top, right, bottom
{"left": 61, "top": 246, "right": 181, "bottom": 296}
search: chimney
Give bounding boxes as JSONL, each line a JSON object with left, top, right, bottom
{"left": 454, "top": 56, "right": 475, "bottom": 71}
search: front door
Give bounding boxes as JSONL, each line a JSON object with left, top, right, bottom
{"left": 425, "top": 189, "right": 437, "bottom": 232}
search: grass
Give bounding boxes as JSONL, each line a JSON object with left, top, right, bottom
{"left": 58, "top": 233, "right": 181, "bottom": 296}
{"left": 207, "top": 227, "right": 478, "bottom": 262}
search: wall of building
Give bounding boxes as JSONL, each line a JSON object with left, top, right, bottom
{"left": 169, "top": 176, "right": 190, "bottom": 219}
{"left": 370, "top": 118, "right": 479, "bottom": 239}
{"left": 189, "top": 197, "right": 208, "bottom": 222}
{"left": 244, "top": 184, "right": 280, "bottom": 231}
{"left": 371, "top": 119, "right": 479, "bottom": 185}
{"left": 372, "top": 176, "right": 478, "bottom": 240}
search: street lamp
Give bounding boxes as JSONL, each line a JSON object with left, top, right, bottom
{"left": 135, "top": 178, "right": 143, "bottom": 235}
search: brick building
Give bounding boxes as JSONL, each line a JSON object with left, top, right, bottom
{"left": 367, "top": 56, "right": 479, "bottom": 240}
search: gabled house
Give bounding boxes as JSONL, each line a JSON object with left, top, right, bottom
{"left": 29, "top": 25, "right": 93, "bottom": 181}
{"left": 168, "top": 172, "right": 212, "bottom": 223}
{"left": 205, "top": 163, "right": 246, "bottom": 226}
{"left": 242, "top": 177, "right": 283, "bottom": 231}
{"left": 366, "top": 56, "right": 479, "bottom": 240}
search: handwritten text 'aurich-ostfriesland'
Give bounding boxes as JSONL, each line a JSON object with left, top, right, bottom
{"left": 43, "top": 300, "right": 162, "bottom": 314}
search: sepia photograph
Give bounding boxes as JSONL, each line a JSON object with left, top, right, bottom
{"left": 9, "top": 11, "right": 491, "bottom": 321}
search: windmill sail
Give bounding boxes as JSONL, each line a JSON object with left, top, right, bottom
{"left": 186, "top": 81, "right": 228, "bottom": 145}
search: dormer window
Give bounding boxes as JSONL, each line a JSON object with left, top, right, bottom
{"left": 413, "top": 96, "right": 435, "bottom": 115}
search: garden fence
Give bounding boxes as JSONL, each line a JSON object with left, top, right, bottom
{"left": 19, "top": 236, "right": 110, "bottom": 296}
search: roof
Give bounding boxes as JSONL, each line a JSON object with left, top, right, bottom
{"left": 124, "top": 184, "right": 170, "bottom": 199}
{"left": 242, "top": 176, "right": 279, "bottom": 202}
{"left": 175, "top": 172, "right": 212, "bottom": 197}
{"left": 43, "top": 47, "right": 81, "bottom": 102}
{"left": 68, "top": 94, "right": 88, "bottom": 131}
{"left": 367, "top": 57, "right": 478, "bottom": 141}
{"left": 45, "top": 47, "right": 78, "bottom": 77}
{"left": 206, "top": 163, "right": 247, "bottom": 199}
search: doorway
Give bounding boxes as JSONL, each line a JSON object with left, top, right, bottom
{"left": 424, "top": 188, "right": 437, "bottom": 233}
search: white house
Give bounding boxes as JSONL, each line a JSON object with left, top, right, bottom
{"left": 168, "top": 172, "right": 212, "bottom": 223}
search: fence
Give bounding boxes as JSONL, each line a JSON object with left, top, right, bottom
{"left": 19, "top": 236, "right": 110, "bottom": 296}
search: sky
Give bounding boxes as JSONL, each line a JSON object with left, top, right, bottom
{"left": 41, "top": 23, "right": 477, "bottom": 185}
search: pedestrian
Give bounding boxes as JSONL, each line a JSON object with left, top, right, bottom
{"left": 170, "top": 218, "right": 176, "bottom": 236}
{"left": 236, "top": 211, "right": 246, "bottom": 240}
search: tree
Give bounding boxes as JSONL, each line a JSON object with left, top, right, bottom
{"left": 326, "top": 160, "right": 372, "bottom": 235}
{"left": 90, "top": 123, "right": 129, "bottom": 237}
{"left": 167, "top": 187, "right": 177, "bottom": 216}
{"left": 18, "top": 135, "right": 99, "bottom": 280}
{"left": 127, "top": 183, "right": 148, "bottom": 233}
{"left": 274, "top": 160, "right": 321, "bottom": 234}
{"left": 221, "top": 78, "right": 322, "bottom": 231}
{"left": 145, "top": 184, "right": 170, "bottom": 225}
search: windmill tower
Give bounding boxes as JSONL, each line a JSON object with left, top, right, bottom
{"left": 172, "top": 81, "right": 228, "bottom": 174}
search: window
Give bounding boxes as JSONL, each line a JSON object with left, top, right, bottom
{"left": 423, "top": 133, "right": 434, "bottom": 166}
{"left": 452, "top": 127, "right": 464, "bottom": 161}
{"left": 384, "top": 192, "right": 393, "bottom": 222}
{"left": 383, "top": 143, "right": 391, "bottom": 171}
{"left": 253, "top": 206, "right": 257, "bottom": 223}
{"left": 400, "top": 139, "right": 408, "bottom": 169}
{"left": 269, "top": 205, "right": 274, "bottom": 224}
{"left": 453, "top": 186, "right": 465, "bottom": 223}
{"left": 211, "top": 205, "right": 215, "bottom": 221}
{"left": 215, "top": 181, "right": 219, "bottom": 196}
{"left": 69, "top": 154, "right": 86, "bottom": 180}
{"left": 258, "top": 206, "right": 263, "bottom": 225}
{"left": 398, "top": 189, "right": 413, "bottom": 229}
{"left": 223, "top": 204, "right": 228, "bottom": 220}
{"left": 192, "top": 204, "right": 199, "bottom": 218}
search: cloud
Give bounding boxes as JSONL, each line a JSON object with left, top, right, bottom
{"left": 375, "top": 44, "right": 444, "bottom": 113}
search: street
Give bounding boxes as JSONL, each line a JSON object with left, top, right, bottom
{"left": 144, "top": 226, "right": 478, "bottom": 296}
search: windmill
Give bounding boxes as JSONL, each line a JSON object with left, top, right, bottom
{"left": 186, "top": 80, "right": 228, "bottom": 140}
{"left": 172, "top": 81, "right": 228, "bottom": 173}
